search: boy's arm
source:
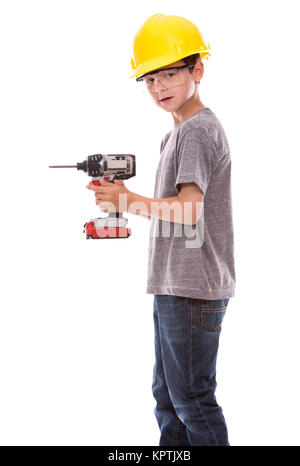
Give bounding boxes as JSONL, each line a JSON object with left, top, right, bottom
{"left": 127, "top": 182, "right": 204, "bottom": 225}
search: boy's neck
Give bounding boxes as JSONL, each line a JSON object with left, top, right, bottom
{"left": 172, "top": 92, "right": 206, "bottom": 126}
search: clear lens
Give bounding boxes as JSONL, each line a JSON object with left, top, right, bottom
{"left": 138, "top": 66, "right": 193, "bottom": 91}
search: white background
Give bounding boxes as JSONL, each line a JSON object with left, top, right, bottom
{"left": 0, "top": 0, "right": 299, "bottom": 446}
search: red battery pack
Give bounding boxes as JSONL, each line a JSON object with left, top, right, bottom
{"left": 84, "top": 220, "right": 131, "bottom": 239}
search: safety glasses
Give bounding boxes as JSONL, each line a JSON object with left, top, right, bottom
{"left": 136, "top": 64, "right": 195, "bottom": 91}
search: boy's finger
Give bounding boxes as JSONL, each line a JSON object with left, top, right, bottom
{"left": 95, "top": 192, "right": 109, "bottom": 200}
{"left": 94, "top": 187, "right": 108, "bottom": 194}
{"left": 86, "top": 183, "right": 97, "bottom": 190}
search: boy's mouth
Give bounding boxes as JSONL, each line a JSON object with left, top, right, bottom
{"left": 159, "top": 96, "right": 173, "bottom": 102}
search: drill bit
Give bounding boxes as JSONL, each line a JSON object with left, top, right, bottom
{"left": 49, "top": 165, "right": 77, "bottom": 168}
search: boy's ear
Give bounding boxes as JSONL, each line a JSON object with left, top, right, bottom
{"left": 193, "top": 61, "right": 204, "bottom": 81}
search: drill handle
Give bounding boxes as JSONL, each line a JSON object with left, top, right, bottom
{"left": 91, "top": 174, "right": 116, "bottom": 186}
{"left": 91, "top": 174, "right": 123, "bottom": 217}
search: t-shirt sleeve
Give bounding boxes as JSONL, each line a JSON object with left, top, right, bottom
{"left": 175, "top": 128, "right": 214, "bottom": 196}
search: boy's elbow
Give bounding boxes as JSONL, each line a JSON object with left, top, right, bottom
{"left": 182, "top": 201, "right": 203, "bottom": 225}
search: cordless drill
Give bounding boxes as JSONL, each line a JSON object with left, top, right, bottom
{"left": 49, "top": 153, "right": 136, "bottom": 239}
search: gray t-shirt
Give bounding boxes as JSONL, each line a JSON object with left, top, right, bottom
{"left": 146, "top": 107, "right": 236, "bottom": 300}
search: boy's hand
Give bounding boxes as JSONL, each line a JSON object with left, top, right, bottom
{"left": 86, "top": 179, "right": 130, "bottom": 212}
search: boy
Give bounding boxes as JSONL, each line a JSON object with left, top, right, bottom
{"left": 87, "top": 14, "right": 236, "bottom": 446}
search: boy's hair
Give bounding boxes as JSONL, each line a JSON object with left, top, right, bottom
{"left": 182, "top": 53, "right": 201, "bottom": 72}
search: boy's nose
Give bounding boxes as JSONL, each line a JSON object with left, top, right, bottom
{"left": 154, "top": 78, "right": 167, "bottom": 91}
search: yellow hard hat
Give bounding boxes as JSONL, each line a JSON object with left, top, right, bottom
{"left": 129, "top": 13, "right": 211, "bottom": 79}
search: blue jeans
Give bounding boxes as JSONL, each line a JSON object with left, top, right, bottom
{"left": 152, "top": 295, "right": 230, "bottom": 446}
